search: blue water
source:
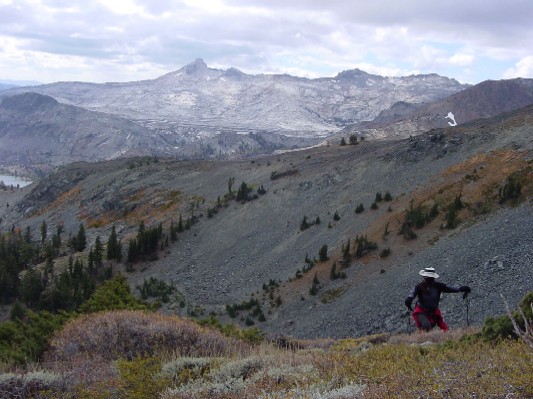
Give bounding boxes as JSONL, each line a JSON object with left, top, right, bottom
{"left": 0, "top": 175, "right": 33, "bottom": 188}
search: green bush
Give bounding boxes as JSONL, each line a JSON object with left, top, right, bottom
{"left": 481, "top": 291, "right": 533, "bottom": 342}
{"left": 117, "top": 357, "right": 170, "bottom": 399}
{"left": 0, "top": 310, "right": 72, "bottom": 365}
{"left": 80, "top": 275, "right": 147, "bottom": 313}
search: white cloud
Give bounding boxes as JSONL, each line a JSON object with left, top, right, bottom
{"left": 449, "top": 52, "right": 475, "bottom": 67}
{"left": 504, "top": 56, "right": 533, "bottom": 79}
{"left": 0, "top": 0, "right": 532, "bottom": 83}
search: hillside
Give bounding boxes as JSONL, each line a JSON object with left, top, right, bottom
{"left": 344, "top": 78, "right": 533, "bottom": 141}
{"left": 0, "top": 92, "right": 171, "bottom": 166}
{"left": 1, "top": 103, "right": 532, "bottom": 339}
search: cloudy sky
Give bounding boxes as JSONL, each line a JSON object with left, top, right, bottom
{"left": 1, "top": 0, "right": 532, "bottom": 84}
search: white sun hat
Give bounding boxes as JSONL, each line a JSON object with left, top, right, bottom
{"left": 419, "top": 267, "right": 439, "bottom": 278}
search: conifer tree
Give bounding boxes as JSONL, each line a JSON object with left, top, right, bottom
{"left": 107, "top": 225, "right": 119, "bottom": 260}
{"left": 319, "top": 244, "right": 329, "bottom": 262}
{"left": 343, "top": 239, "right": 351, "bottom": 263}
{"left": 76, "top": 223, "right": 87, "bottom": 252}
{"left": 236, "top": 181, "right": 249, "bottom": 202}
{"left": 169, "top": 221, "right": 177, "bottom": 242}
{"left": 117, "top": 240, "right": 123, "bottom": 263}
{"left": 24, "top": 226, "right": 32, "bottom": 243}
{"left": 94, "top": 236, "right": 103, "bottom": 268}
{"left": 40, "top": 220, "right": 47, "bottom": 243}
{"left": 330, "top": 262, "right": 338, "bottom": 280}
{"left": 177, "top": 214, "right": 184, "bottom": 232}
{"left": 300, "top": 216, "right": 309, "bottom": 231}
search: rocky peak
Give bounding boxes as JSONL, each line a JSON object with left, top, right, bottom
{"left": 183, "top": 58, "right": 209, "bottom": 75}
{"left": 335, "top": 68, "right": 376, "bottom": 83}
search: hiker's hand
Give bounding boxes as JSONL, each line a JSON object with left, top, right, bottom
{"left": 460, "top": 286, "right": 471, "bottom": 293}
{"left": 405, "top": 297, "right": 413, "bottom": 310}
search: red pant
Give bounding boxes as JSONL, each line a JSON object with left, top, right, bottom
{"left": 412, "top": 304, "right": 448, "bottom": 331}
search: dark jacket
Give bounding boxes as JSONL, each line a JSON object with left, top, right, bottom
{"left": 406, "top": 281, "right": 461, "bottom": 311}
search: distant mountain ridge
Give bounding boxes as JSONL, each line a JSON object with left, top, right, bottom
{"left": 0, "top": 92, "right": 169, "bottom": 166}
{"left": 1, "top": 59, "right": 467, "bottom": 136}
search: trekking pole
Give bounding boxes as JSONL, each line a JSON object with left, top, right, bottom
{"left": 407, "top": 309, "right": 413, "bottom": 335}
{"left": 463, "top": 291, "right": 470, "bottom": 327}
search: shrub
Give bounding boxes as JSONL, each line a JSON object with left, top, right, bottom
{"left": 0, "top": 371, "right": 64, "bottom": 398}
{"left": 270, "top": 169, "right": 298, "bottom": 180}
{"left": 117, "top": 357, "right": 170, "bottom": 399}
{"left": 499, "top": 174, "right": 522, "bottom": 203}
{"left": 0, "top": 310, "right": 72, "bottom": 365}
{"left": 370, "top": 202, "right": 378, "bottom": 210}
{"left": 333, "top": 211, "right": 340, "bottom": 221}
{"left": 136, "top": 277, "right": 176, "bottom": 303}
{"left": 354, "top": 235, "right": 377, "bottom": 257}
{"left": 49, "top": 311, "right": 245, "bottom": 361}
{"left": 80, "top": 275, "right": 147, "bottom": 313}
{"left": 340, "top": 137, "right": 347, "bottom": 146}
{"left": 300, "top": 216, "right": 310, "bottom": 231}
{"left": 380, "top": 247, "right": 391, "bottom": 258}
{"left": 161, "top": 357, "right": 216, "bottom": 386}
{"left": 481, "top": 315, "right": 516, "bottom": 342}
{"left": 481, "top": 291, "right": 533, "bottom": 343}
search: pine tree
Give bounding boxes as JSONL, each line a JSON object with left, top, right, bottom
{"left": 76, "top": 223, "right": 87, "bottom": 252}
{"left": 309, "top": 273, "right": 320, "bottom": 295}
{"left": 127, "top": 239, "right": 138, "bottom": 263}
{"left": 330, "top": 262, "right": 338, "bottom": 280}
{"left": 94, "top": 236, "right": 103, "bottom": 268}
{"left": 117, "top": 240, "right": 123, "bottom": 263}
{"left": 343, "top": 239, "right": 351, "bottom": 264}
{"left": 340, "top": 137, "right": 347, "bottom": 146}
{"left": 87, "top": 249, "right": 95, "bottom": 276}
{"left": 300, "top": 216, "right": 310, "bottom": 231}
{"left": 177, "top": 214, "right": 184, "bottom": 232}
{"left": 107, "top": 225, "right": 119, "bottom": 260}
{"left": 319, "top": 244, "right": 328, "bottom": 262}
{"left": 40, "top": 220, "right": 47, "bottom": 243}
{"left": 24, "top": 226, "right": 32, "bottom": 243}
{"left": 169, "top": 221, "right": 177, "bottom": 242}
{"left": 236, "top": 181, "right": 249, "bottom": 202}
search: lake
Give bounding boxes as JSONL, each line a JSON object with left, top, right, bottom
{"left": 0, "top": 174, "right": 33, "bottom": 188}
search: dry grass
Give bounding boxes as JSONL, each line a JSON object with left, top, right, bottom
{"left": 36, "top": 185, "right": 82, "bottom": 216}
{"left": 2, "top": 317, "right": 530, "bottom": 399}
{"left": 47, "top": 310, "right": 248, "bottom": 362}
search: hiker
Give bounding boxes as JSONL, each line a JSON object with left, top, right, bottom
{"left": 405, "top": 267, "right": 471, "bottom": 332}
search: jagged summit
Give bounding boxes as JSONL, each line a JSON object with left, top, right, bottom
{"left": 182, "top": 58, "right": 209, "bottom": 75}
{"left": 335, "top": 68, "right": 378, "bottom": 81}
